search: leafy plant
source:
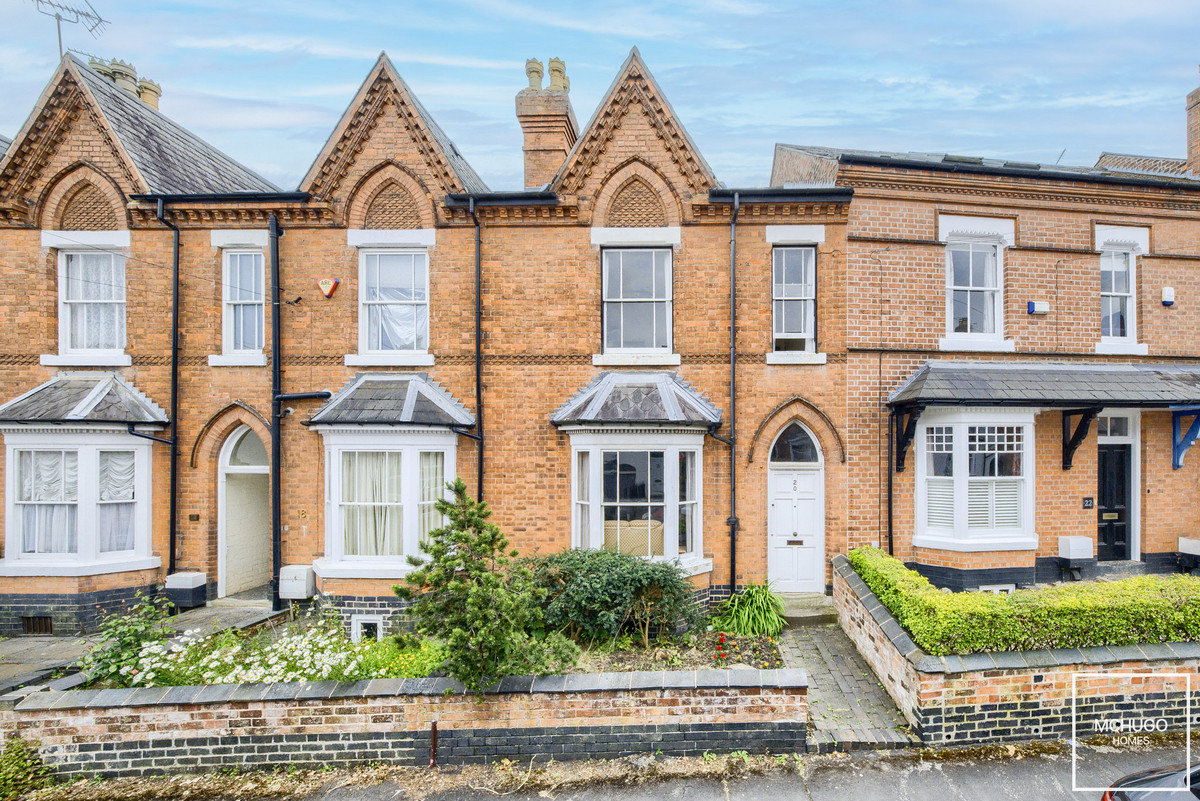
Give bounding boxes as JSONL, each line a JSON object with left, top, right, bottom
{"left": 848, "top": 546, "right": 1200, "bottom": 655}
{"left": 710, "top": 582, "right": 786, "bottom": 637}
{"left": 525, "top": 548, "right": 703, "bottom": 647}
{"left": 78, "top": 590, "right": 175, "bottom": 684}
{"left": 0, "top": 736, "right": 51, "bottom": 800}
{"left": 396, "top": 478, "right": 578, "bottom": 692}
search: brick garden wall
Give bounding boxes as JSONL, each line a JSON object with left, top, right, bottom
{"left": 833, "top": 555, "right": 1200, "bottom": 745}
{"left": 0, "top": 669, "right": 807, "bottom": 778}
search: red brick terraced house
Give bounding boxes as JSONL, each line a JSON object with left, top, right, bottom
{"left": 0, "top": 49, "right": 1199, "bottom": 634}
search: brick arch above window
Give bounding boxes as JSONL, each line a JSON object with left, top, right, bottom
{"left": 37, "top": 163, "right": 128, "bottom": 231}
{"left": 345, "top": 162, "right": 435, "bottom": 230}
{"left": 592, "top": 159, "right": 681, "bottom": 228}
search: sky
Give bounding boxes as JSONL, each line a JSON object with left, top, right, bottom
{"left": 1, "top": 0, "right": 1199, "bottom": 191}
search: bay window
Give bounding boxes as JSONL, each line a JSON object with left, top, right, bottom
{"left": 570, "top": 431, "right": 705, "bottom": 569}
{"left": 2, "top": 431, "right": 155, "bottom": 574}
{"left": 319, "top": 430, "right": 454, "bottom": 575}
{"left": 914, "top": 409, "right": 1035, "bottom": 551}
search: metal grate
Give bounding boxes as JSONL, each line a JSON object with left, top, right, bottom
{"left": 21, "top": 616, "right": 52, "bottom": 635}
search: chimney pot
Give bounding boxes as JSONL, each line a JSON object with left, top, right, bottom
{"left": 548, "top": 57, "right": 566, "bottom": 91}
{"left": 525, "top": 58, "right": 543, "bottom": 91}
{"left": 1188, "top": 65, "right": 1200, "bottom": 173}
{"left": 138, "top": 78, "right": 162, "bottom": 110}
{"left": 107, "top": 59, "right": 139, "bottom": 95}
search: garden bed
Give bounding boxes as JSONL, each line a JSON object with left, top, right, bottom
{"left": 575, "top": 632, "right": 784, "bottom": 673}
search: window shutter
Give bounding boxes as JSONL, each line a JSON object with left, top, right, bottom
{"left": 926, "top": 478, "right": 955, "bottom": 528}
{"left": 993, "top": 480, "right": 1022, "bottom": 527}
{"left": 967, "top": 481, "right": 991, "bottom": 528}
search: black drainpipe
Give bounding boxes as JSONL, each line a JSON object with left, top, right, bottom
{"left": 155, "top": 199, "right": 180, "bottom": 575}
{"left": 727, "top": 192, "right": 740, "bottom": 595}
{"left": 887, "top": 409, "right": 895, "bottom": 556}
{"left": 469, "top": 198, "right": 484, "bottom": 501}
{"left": 268, "top": 214, "right": 283, "bottom": 612}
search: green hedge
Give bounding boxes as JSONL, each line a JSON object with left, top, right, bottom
{"left": 846, "top": 546, "right": 1200, "bottom": 656}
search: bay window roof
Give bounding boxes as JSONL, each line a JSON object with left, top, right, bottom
{"left": 307, "top": 372, "right": 474, "bottom": 427}
{"left": 551, "top": 371, "right": 720, "bottom": 427}
{"left": 889, "top": 361, "right": 1200, "bottom": 410}
{"left": 0, "top": 373, "right": 167, "bottom": 426}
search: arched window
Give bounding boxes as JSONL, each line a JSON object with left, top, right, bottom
{"left": 770, "top": 423, "right": 820, "bottom": 463}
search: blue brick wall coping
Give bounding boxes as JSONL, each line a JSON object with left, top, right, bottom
{"left": 832, "top": 553, "right": 1200, "bottom": 675}
{"left": 5, "top": 667, "right": 807, "bottom": 713}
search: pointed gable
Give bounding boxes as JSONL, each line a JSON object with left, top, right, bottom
{"left": 550, "top": 48, "right": 718, "bottom": 198}
{"left": 300, "top": 53, "right": 487, "bottom": 202}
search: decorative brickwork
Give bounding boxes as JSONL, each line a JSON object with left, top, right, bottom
{"left": 1, "top": 670, "right": 807, "bottom": 778}
{"left": 363, "top": 183, "right": 422, "bottom": 229}
{"left": 606, "top": 178, "right": 667, "bottom": 227}
{"left": 58, "top": 183, "right": 118, "bottom": 230}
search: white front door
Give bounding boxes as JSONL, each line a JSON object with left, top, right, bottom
{"left": 767, "top": 467, "right": 825, "bottom": 593}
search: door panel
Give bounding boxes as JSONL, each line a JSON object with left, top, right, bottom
{"left": 223, "top": 473, "right": 271, "bottom": 596}
{"left": 767, "top": 468, "right": 825, "bottom": 593}
{"left": 1097, "top": 444, "right": 1131, "bottom": 562}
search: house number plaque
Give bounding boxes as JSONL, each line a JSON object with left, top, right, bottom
{"left": 1082, "top": 497, "right": 1094, "bottom": 509}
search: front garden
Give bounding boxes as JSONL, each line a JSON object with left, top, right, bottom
{"left": 848, "top": 546, "right": 1200, "bottom": 655}
{"left": 78, "top": 479, "right": 786, "bottom": 692}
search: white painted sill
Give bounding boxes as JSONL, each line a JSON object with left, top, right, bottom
{"left": 0, "top": 555, "right": 161, "bottom": 577}
{"left": 208, "top": 353, "right": 268, "bottom": 367}
{"left": 766, "top": 351, "right": 828, "bottom": 365}
{"left": 676, "top": 557, "right": 713, "bottom": 578}
{"left": 345, "top": 352, "right": 435, "bottom": 367}
{"left": 937, "top": 337, "right": 1016, "bottom": 353}
{"left": 312, "top": 557, "right": 416, "bottom": 580}
{"left": 592, "top": 352, "right": 681, "bottom": 367}
{"left": 1095, "top": 340, "right": 1149, "bottom": 356}
{"left": 41, "top": 352, "right": 132, "bottom": 367}
{"left": 912, "top": 533, "right": 1037, "bottom": 553}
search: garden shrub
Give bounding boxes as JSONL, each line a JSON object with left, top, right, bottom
{"left": 711, "top": 582, "right": 786, "bottom": 637}
{"left": 0, "top": 736, "right": 51, "bottom": 800}
{"left": 847, "top": 546, "right": 1200, "bottom": 655}
{"left": 396, "top": 478, "right": 578, "bottom": 692}
{"left": 78, "top": 590, "right": 175, "bottom": 684}
{"left": 526, "top": 548, "right": 704, "bottom": 647}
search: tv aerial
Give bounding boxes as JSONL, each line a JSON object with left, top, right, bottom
{"left": 30, "top": 0, "right": 109, "bottom": 58}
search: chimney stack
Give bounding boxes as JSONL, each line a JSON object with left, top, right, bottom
{"left": 1188, "top": 66, "right": 1200, "bottom": 173}
{"left": 515, "top": 57, "right": 578, "bottom": 189}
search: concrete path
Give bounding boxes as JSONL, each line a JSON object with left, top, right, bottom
{"left": 0, "top": 634, "right": 98, "bottom": 683}
{"left": 777, "top": 623, "right": 919, "bottom": 751}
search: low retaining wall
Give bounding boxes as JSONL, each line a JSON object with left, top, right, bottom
{"left": 0, "top": 669, "right": 807, "bottom": 778}
{"left": 832, "top": 555, "right": 1200, "bottom": 745}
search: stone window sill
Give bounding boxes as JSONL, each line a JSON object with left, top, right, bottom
{"left": 592, "top": 352, "right": 681, "bottom": 367}
{"left": 312, "top": 557, "right": 416, "bottom": 580}
{"left": 766, "top": 351, "right": 827, "bottom": 365}
{"left": 0, "top": 556, "right": 161, "bottom": 577}
{"left": 345, "top": 353, "right": 435, "bottom": 367}
{"left": 209, "top": 353, "right": 268, "bottom": 367}
{"left": 937, "top": 337, "right": 1016, "bottom": 353}
{"left": 40, "top": 352, "right": 132, "bottom": 367}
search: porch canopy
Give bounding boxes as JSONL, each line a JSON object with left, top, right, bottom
{"left": 888, "top": 361, "right": 1200, "bottom": 471}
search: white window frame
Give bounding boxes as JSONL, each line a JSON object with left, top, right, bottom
{"left": 771, "top": 245, "right": 817, "bottom": 354}
{"left": 567, "top": 429, "right": 709, "bottom": 576}
{"left": 210, "top": 249, "right": 266, "bottom": 367}
{"left": 940, "top": 238, "right": 1013, "bottom": 351}
{"left": 914, "top": 408, "right": 1036, "bottom": 552}
{"left": 43, "top": 248, "right": 131, "bottom": 367}
{"left": 600, "top": 248, "right": 674, "bottom": 358}
{"left": 347, "top": 248, "right": 434, "bottom": 367}
{"left": 313, "top": 427, "right": 455, "bottom": 579}
{"left": 0, "top": 428, "right": 158, "bottom": 576}
{"left": 1095, "top": 248, "right": 1148, "bottom": 356}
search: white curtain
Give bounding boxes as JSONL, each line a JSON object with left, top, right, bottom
{"left": 342, "top": 452, "right": 402, "bottom": 556}
{"left": 18, "top": 451, "right": 78, "bottom": 554}
{"left": 418, "top": 451, "right": 444, "bottom": 544}
{"left": 99, "top": 451, "right": 136, "bottom": 552}
{"left": 66, "top": 253, "right": 125, "bottom": 350}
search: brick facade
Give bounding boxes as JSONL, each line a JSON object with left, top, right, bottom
{"left": 1, "top": 50, "right": 1200, "bottom": 627}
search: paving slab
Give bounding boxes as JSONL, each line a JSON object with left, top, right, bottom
{"left": 778, "top": 623, "right": 919, "bottom": 751}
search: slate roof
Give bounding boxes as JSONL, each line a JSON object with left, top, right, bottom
{"left": 69, "top": 55, "right": 279, "bottom": 195}
{"left": 889, "top": 361, "right": 1200, "bottom": 408}
{"left": 771, "top": 143, "right": 1200, "bottom": 189}
{"left": 307, "top": 373, "right": 474, "bottom": 427}
{"left": 396, "top": 71, "right": 488, "bottom": 195}
{"left": 551, "top": 372, "right": 721, "bottom": 426}
{"left": 1095, "top": 152, "right": 1196, "bottom": 180}
{"left": 0, "top": 373, "right": 168, "bottom": 425}
{"left": 0, "top": 135, "right": 10, "bottom": 153}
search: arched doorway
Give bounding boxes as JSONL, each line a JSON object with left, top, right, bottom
{"left": 218, "top": 426, "right": 271, "bottom": 597}
{"left": 767, "top": 422, "right": 825, "bottom": 593}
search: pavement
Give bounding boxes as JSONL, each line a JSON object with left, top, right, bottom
{"left": 777, "top": 621, "right": 919, "bottom": 751}
{"left": 296, "top": 745, "right": 1195, "bottom": 800}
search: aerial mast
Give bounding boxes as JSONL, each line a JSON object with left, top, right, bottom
{"left": 30, "top": 0, "right": 108, "bottom": 58}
